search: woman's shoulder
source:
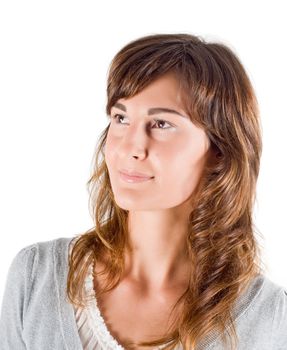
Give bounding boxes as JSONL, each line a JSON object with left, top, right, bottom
{"left": 7, "top": 236, "right": 75, "bottom": 278}
{"left": 259, "top": 274, "right": 287, "bottom": 303}
{"left": 245, "top": 273, "right": 287, "bottom": 312}
{"left": 259, "top": 275, "right": 287, "bottom": 347}
{"left": 262, "top": 274, "right": 287, "bottom": 314}
{"left": 13, "top": 236, "right": 74, "bottom": 254}
{"left": 245, "top": 274, "right": 287, "bottom": 346}
{"left": 25, "top": 235, "right": 75, "bottom": 253}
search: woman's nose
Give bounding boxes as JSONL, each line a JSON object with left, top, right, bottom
{"left": 118, "top": 123, "right": 150, "bottom": 159}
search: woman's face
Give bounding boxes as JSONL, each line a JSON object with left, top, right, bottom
{"left": 104, "top": 72, "right": 211, "bottom": 211}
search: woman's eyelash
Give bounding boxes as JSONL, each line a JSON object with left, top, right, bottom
{"left": 111, "top": 114, "right": 173, "bottom": 130}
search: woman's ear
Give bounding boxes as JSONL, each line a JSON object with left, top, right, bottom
{"left": 207, "top": 144, "right": 222, "bottom": 167}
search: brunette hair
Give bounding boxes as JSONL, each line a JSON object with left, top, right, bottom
{"left": 67, "top": 33, "right": 265, "bottom": 350}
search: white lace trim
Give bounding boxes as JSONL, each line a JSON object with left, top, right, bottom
{"left": 82, "top": 261, "right": 125, "bottom": 350}
{"left": 70, "top": 237, "right": 123, "bottom": 349}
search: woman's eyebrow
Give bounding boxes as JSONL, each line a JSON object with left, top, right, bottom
{"left": 113, "top": 102, "right": 188, "bottom": 119}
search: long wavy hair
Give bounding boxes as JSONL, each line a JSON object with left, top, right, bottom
{"left": 67, "top": 33, "right": 265, "bottom": 350}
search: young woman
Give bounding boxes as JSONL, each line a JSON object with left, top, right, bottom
{"left": 1, "top": 33, "right": 286, "bottom": 350}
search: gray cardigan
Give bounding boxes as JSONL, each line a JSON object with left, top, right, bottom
{"left": 0, "top": 237, "right": 286, "bottom": 350}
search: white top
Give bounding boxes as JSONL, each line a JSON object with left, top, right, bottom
{"left": 73, "top": 261, "right": 125, "bottom": 349}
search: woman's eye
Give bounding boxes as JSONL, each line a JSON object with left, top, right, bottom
{"left": 111, "top": 114, "right": 173, "bottom": 130}
{"left": 112, "top": 114, "right": 127, "bottom": 124}
{"left": 153, "top": 120, "right": 171, "bottom": 129}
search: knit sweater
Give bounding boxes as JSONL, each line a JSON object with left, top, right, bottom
{"left": 0, "top": 236, "right": 286, "bottom": 350}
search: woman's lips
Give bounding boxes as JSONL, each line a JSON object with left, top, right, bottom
{"left": 119, "top": 171, "right": 154, "bottom": 183}
{"left": 119, "top": 168, "right": 153, "bottom": 177}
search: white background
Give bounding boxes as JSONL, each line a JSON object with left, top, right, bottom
{"left": 0, "top": 0, "right": 286, "bottom": 303}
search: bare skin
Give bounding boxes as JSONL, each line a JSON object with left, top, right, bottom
{"left": 94, "top": 260, "right": 187, "bottom": 349}
{"left": 96, "top": 71, "right": 211, "bottom": 349}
